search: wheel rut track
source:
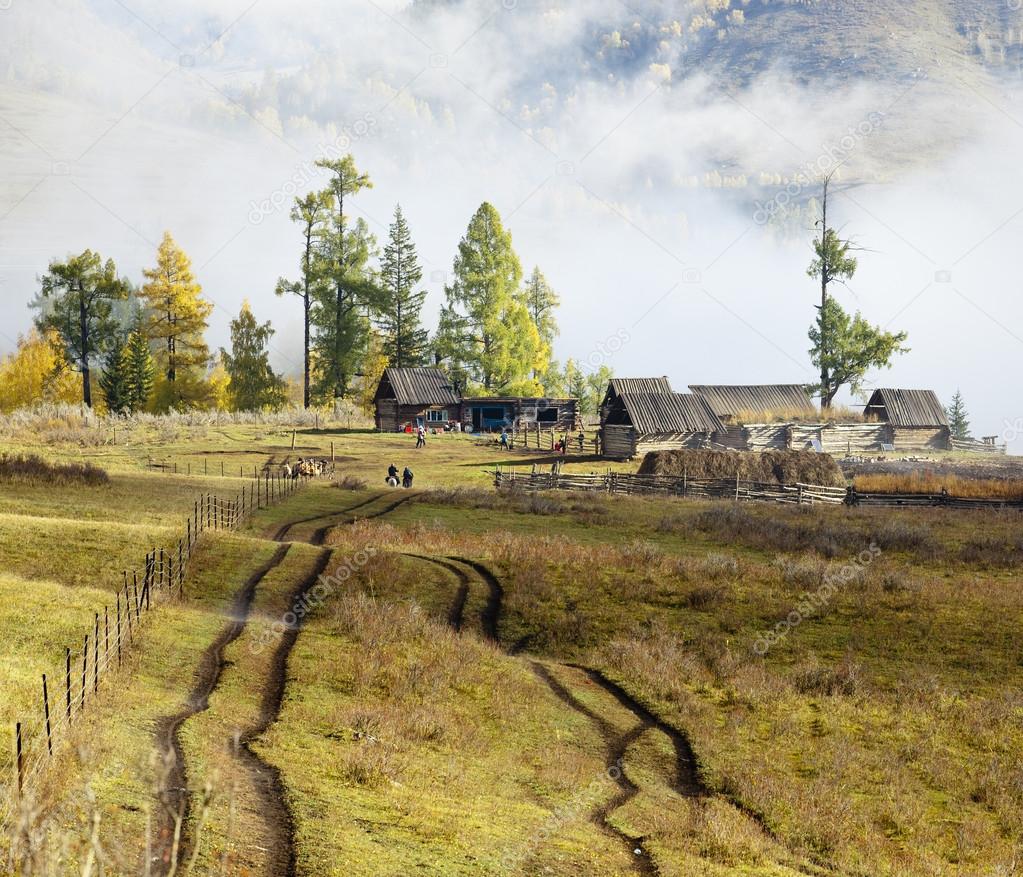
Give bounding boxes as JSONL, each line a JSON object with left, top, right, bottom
{"left": 310, "top": 494, "right": 414, "bottom": 546}
{"left": 529, "top": 662, "right": 655, "bottom": 876}
{"left": 272, "top": 493, "right": 385, "bottom": 542}
{"left": 153, "top": 543, "right": 292, "bottom": 875}
{"left": 234, "top": 548, "right": 334, "bottom": 877}
{"left": 448, "top": 556, "right": 503, "bottom": 646}
{"left": 402, "top": 554, "right": 471, "bottom": 632}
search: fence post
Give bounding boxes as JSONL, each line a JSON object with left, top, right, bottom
{"left": 80, "top": 635, "right": 88, "bottom": 710}
{"left": 178, "top": 541, "right": 184, "bottom": 592}
{"left": 735, "top": 472, "right": 740, "bottom": 502}
{"left": 159, "top": 548, "right": 165, "bottom": 589}
{"left": 42, "top": 675, "right": 52, "bottom": 756}
{"left": 797, "top": 484, "right": 804, "bottom": 506}
{"left": 93, "top": 615, "right": 99, "bottom": 694}
{"left": 205, "top": 458, "right": 208, "bottom": 476}
{"left": 116, "top": 594, "right": 122, "bottom": 666}
{"left": 104, "top": 607, "right": 109, "bottom": 669}
{"left": 65, "top": 648, "right": 72, "bottom": 721}
{"left": 14, "top": 723, "right": 23, "bottom": 798}
{"left": 133, "top": 571, "right": 141, "bottom": 623}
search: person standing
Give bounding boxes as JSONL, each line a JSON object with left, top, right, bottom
{"left": 416, "top": 424, "right": 426, "bottom": 449}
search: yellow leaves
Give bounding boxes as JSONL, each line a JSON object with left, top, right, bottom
{"left": 0, "top": 329, "right": 81, "bottom": 413}
{"left": 208, "top": 355, "right": 232, "bottom": 412}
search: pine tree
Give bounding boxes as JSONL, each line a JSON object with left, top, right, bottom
{"left": 276, "top": 191, "right": 330, "bottom": 408}
{"left": 123, "top": 330, "right": 155, "bottom": 413}
{"left": 523, "top": 267, "right": 559, "bottom": 378}
{"left": 33, "top": 250, "right": 131, "bottom": 407}
{"left": 436, "top": 202, "right": 542, "bottom": 392}
{"left": 99, "top": 340, "right": 131, "bottom": 415}
{"left": 376, "top": 204, "right": 429, "bottom": 367}
{"left": 222, "top": 302, "right": 287, "bottom": 412}
{"left": 138, "top": 232, "right": 214, "bottom": 410}
{"left": 312, "top": 155, "right": 378, "bottom": 403}
{"left": 946, "top": 389, "right": 971, "bottom": 440}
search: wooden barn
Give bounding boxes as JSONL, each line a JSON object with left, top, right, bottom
{"left": 687, "top": 384, "right": 816, "bottom": 450}
{"left": 600, "top": 377, "right": 673, "bottom": 425}
{"left": 460, "top": 397, "right": 580, "bottom": 432}
{"left": 373, "top": 367, "right": 460, "bottom": 431}
{"left": 863, "top": 388, "right": 951, "bottom": 451}
{"left": 601, "top": 392, "right": 725, "bottom": 460}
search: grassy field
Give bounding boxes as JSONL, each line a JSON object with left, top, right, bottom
{"left": 1, "top": 413, "right": 1020, "bottom": 875}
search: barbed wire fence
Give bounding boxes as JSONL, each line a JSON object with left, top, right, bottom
{"left": 1, "top": 469, "right": 304, "bottom": 841}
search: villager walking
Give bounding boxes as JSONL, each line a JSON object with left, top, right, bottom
{"left": 416, "top": 425, "right": 426, "bottom": 449}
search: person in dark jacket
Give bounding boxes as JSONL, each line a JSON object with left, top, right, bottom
{"left": 402, "top": 466, "right": 414, "bottom": 488}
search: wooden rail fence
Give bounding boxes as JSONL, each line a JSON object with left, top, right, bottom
{"left": 493, "top": 468, "right": 1023, "bottom": 510}
{"left": 1, "top": 471, "right": 304, "bottom": 829}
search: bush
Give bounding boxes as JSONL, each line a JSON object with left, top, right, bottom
{"left": 0, "top": 453, "right": 109, "bottom": 486}
{"left": 336, "top": 474, "right": 369, "bottom": 491}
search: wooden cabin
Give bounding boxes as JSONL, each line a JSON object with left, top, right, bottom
{"left": 688, "top": 384, "right": 816, "bottom": 450}
{"left": 600, "top": 377, "right": 673, "bottom": 426}
{"left": 863, "top": 388, "right": 951, "bottom": 451}
{"left": 601, "top": 392, "right": 725, "bottom": 460}
{"left": 460, "top": 397, "right": 580, "bottom": 432}
{"left": 373, "top": 367, "right": 460, "bottom": 431}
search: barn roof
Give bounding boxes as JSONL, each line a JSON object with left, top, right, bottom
{"left": 617, "top": 392, "right": 724, "bottom": 434}
{"left": 689, "top": 384, "right": 815, "bottom": 418}
{"left": 864, "top": 388, "right": 948, "bottom": 427}
{"left": 376, "top": 368, "right": 460, "bottom": 407}
{"left": 608, "top": 377, "right": 673, "bottom": 397}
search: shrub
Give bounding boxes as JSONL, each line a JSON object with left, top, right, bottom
{"left": 0, "top": 453, "right": 109, "bottom": 486}
{"left": 336, "top": 474, "right": 369, "bottom": 491}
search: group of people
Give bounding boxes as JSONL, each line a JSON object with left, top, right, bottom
{"left": 387, "top": 463, "right": 414, "bottom": 489}
{"left": 498, "top": 429, "right": 587, "bottom": 455}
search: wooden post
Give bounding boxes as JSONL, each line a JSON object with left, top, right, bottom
{"left": 42, "top": 675, "right": 52, "bottom": 756}
{"left": 65, "top": 648, "right": 72, "bottom": 720}
{"left": 735, "top": 471, "right": 740, "bottom": 502}
{"left": 178, "top": 541, "right": 184, "bottom": 592}
{"left": 331, "top": 441, "right": 335, "bottom": 462}
{"left": 133, "top": 571, "right": 141, "bottom": 622}
{"left": 126, "top": 583, "right": 135, "bottom": 641}
{"left": 797, "top": 484, "right": 804, "bottom": 506}
{"left": 221, "top": 461, "right": 225, "bottom": 477}
{"left": 188, "top": 463, "right": 191, "bottom": 476}
{"left": 93, "top": 615, "right": 99, "bottom": 694}
{"left": 80, "top": 635, "right": 88, "bottom": 709}
{"left": 116, "top": 594, "right": 122, "bottom": 666}
{"left": 187, "top": 518, "right": 192, "bottom": 548}
{"left": 14, "top": 723, "right": 23, "bottom": 797}
{"left": 205, "top": 458, "right": 208, "bottom": 476}
{"left": 159, "top": 548, "right": 165, "bottom": 589}
{"left": 291, "top": 430, "right": 297, "bottom": 451}
{"left": 104, "top": 606, "right": 109, "bottom": 669}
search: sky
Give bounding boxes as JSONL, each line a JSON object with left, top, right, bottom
{"left": 1, "top": 0, "right": 1021, "bottom": 450}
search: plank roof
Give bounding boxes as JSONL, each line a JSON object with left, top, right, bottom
{"left": 377, "top": 368, "right": 460, "bottom": 407}
{"left": 608, "top": 377, "right": 673, "bottom": 396}
{"left": 617, "top": 392, "right": 725, "bottom": 434}
{"left": 689, "top": 384, "right": 815, "bottom": 417}
{"left": 864, "top": 388, "right": 948, "bottom": 427}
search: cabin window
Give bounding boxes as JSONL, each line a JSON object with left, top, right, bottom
{"left": 426, "top": 410, "right": 449, "bottom": 422}
{"left": 537, "top": 407, "right": 559, "bottom": 423}
{"left": 481, "top": 407, "right": 505, "bottom": 421}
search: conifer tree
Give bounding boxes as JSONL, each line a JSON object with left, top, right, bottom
{"left": 222, "top": 302, "right": 287, "bottom": 412}
{"left": 312, "top": 155, "right": 378, "bottom": 402}
{"left": 33, "top": 250, "right": 130, "bottom": 407}
{"left": 138, "top": 232, "right": 214, "bottom": 410}
{"left": 523, "top": 267, "right": 559, "bottom": 378}
{"left": 376, "top": 204, "right": 429, "bottom": 368}
{"left": 124, "top": 330, "right": 155, "bottom": 413}
{"left": 946, "top": 389, "right": 971, "bottom": 440}
{"left": 436, "top": 202, "right": 542, "bottom": 392}
{"left": 99, "top": 340, "right": 131, "bottom": 415}
{"left": 276, "top": 191, "right": 330, "bottom": 408}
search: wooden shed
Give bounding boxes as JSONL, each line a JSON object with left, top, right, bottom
{"left": 689, "top": 384, "right": 816, "bottom": 423}
{"left": 601, "top": 392, "right": 725, "bottom": 460}
{"left": 863, "top": 388, "right": 951, "bottom": 451}
{"left": 460, "top": 397, "right": 580, "bottom": 432}
{"left": 374, "top": 367, "right": 460, "bottom": 432}
{"left": 600, "top": 377, "right": 673, "bottom": 426}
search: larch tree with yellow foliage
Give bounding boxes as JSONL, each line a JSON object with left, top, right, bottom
{"left": 138, "top": 232, "right": 214, "bottom": 411}
{"left": 0, "top": 329, "right": 80, "bottom": 413}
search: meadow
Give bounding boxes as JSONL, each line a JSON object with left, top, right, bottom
{"left": 0, "top": 410, "right": 1020, "bottom": 876}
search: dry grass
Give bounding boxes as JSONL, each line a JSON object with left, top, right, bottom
{"left": 855, "top": 471, "right": 1023, "bottom": 499}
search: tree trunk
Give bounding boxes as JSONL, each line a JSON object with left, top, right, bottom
{"left": 334, "top": 187, "right": 345, "bottom": 401}
{"left": 303, "top": 292, "right": 311, "bottom": 409}
{"left": 819, "top": 176, "right": 830, "bottom": 412}
{"left": 79, "top": 291, "right": 92, "bottom": 408}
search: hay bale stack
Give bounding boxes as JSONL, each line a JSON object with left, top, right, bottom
{"left": 638, "top": 448, "right": 845, "bottom": 487}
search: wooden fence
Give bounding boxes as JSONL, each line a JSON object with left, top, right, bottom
{"left": 493, "top": 468, "right": 1023, "bottom": 511}
{"left": 1, "top": 471, "right": 303, "bottom": 829}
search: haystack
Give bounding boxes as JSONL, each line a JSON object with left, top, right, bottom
{"left": 638, "top": 448, "right": 845, "bottom": 487}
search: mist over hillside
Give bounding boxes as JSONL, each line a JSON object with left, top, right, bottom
{"left": 1, "top": 0, "right": 1021, "bottom": 446}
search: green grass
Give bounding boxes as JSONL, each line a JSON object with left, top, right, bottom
{"left": 1, "top": 414, "right": 1021, "bottom": 875}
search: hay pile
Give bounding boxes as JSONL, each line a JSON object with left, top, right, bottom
{"left": 638, "top": 449, "right": 845, "bottom": 487}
